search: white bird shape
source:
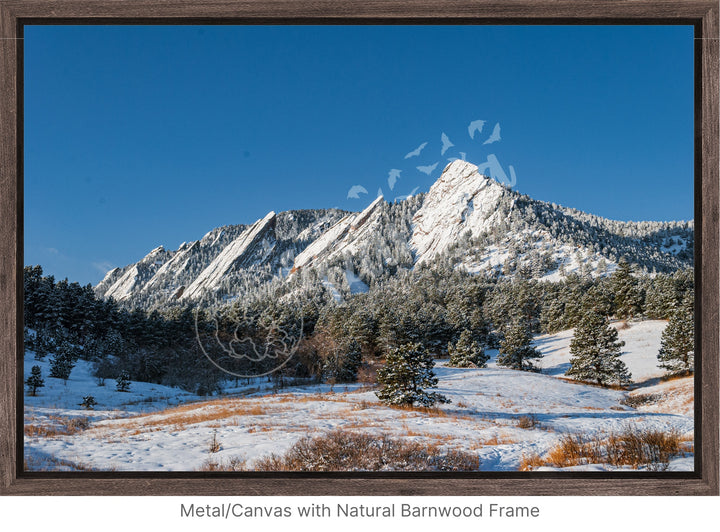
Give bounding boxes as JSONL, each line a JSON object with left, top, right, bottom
{"left": 483, "top": 122, "right": 501, "bottom": 144}
{"left": 468, "top": 119, "right": 486, "bottom": 139}
{"left": 388, "top": 169, "right": 402, "bottom": 190}
{"left": 346, "top": 185, "right": 368, "bottom": 199}
{"left": 416, "top": 162, "right": 439, "bottom": 175}
{"left": 404, "top": 142, "right": 428, "bottom": 159}
{"left": 440, "top": 132, "right": 455, "bottom": 156}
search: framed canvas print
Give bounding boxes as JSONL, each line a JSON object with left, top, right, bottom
{"left": 0, "top": 0, "right": 717, "bottom": 496}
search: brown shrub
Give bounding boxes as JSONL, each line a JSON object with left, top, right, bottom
{"left": 541, "top": 428, "right": 683, "bottom": 471}
{"left": 198, "top": 456, "right": 246, "bottom": 471}
{"left": 622, "top": 393, "right": 660, "bottom": 408}
{"left": 518, "top": 453, "right": 545, "bottom": 471}
{"left": 253, "top": 429, "right": 479, "bottom": 472}
{"left": 515, "top": 415, "right": 539, "bottom": 429}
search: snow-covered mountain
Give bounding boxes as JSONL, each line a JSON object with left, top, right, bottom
{"left": 95, "top": 160, "right": 693, "bottom": 308}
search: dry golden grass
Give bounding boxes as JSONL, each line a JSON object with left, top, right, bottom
{"left": 247, "top": 424, "right": 274, "bottom": 433}
{"left": 387, "top": 404, "right": 450, "bottom": 417}
{"left": 24, "top": 416, "right": 90, "bottom": 439}
{"left": 479, "top": 434, "right": 516, "bottom": 446}
{"left": 529, "top": 428, "right": 685, "bottom": 471}
{"left": 518, "top": 453, "right": 546, "bottom": 471}
{"left": 110, "top": 400, "right": 284, "bottom": 432}
{"left": 660, "top": 372, "right": 694, "bottom": 383}
{"left": 25, "top": 425, "right": 64, "bottom": 438}
{"left": 340, "top": 420, "right": 385, "bottom": 431}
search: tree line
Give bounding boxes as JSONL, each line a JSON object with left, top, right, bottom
{"left": 24, "top": 258, "right": 694, "bottom": 399}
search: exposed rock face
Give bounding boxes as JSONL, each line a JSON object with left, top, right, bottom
{"left": 180, "top": 211, "right": 277, "bottom": 301}
{"left": 411, "top": 160, "right": 509, "bottom": 265}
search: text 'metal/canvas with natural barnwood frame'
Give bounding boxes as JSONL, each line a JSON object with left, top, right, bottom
{"left": 0, "top": 0, "right": 717, "bottom": 496}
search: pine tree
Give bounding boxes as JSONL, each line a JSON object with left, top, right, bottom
{"left": 115, "top": 371, "right": 131, "bottom": 392}
{"left": 540, "top": 295, "right": 566, "bottom": 334}
{"left": 376, "top": 342, "right": 449, "bottom": 407}
{"left": 49, "top": 341, "right": 76, "bottom": 384}
{"left": 25, "top": 365, "right": 44, "bottom": 396}
{"left": 497, "top": 321, "right": 542, "bottom": 372}
{"left": 448, "top": 329, "right": 489, "bottom": 368}
{"left": 658, "top": 291, "right": 694, "bottom": 375}
{"left": 336, "top": 339, "right": 363, "bottom": 383}
{"left": 644, "top": 273, "right": 678, "bottom": 319}
{"left": 610, "top": 260, "right": 642, "bottom": 319}
{"left": 567, "top": 310, "right": 631, "bottom": 386}
{"left": 32, "top": 326, "right": 55, "bottom": 360}
{"left": 80, "top": 395, "right": 98, "bottom": 410}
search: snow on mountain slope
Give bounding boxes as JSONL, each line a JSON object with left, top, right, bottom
{"left": 140, "top": 240, "right": 197, "bottom": 293}
{"left": 103, "top": 246, "right": 171, "bottom": 301}
{"left": 291, "top": 195, "right": 385, "bottom": 273}
{"left": 291, "top": 214, "right": 355, "bottom": 272}
{"left": 181, "top": 211, "right": 276, "bottom": 301}
{"left": 94, "top": 160, "right": 692, "bottom": 308}
{"left": 411, "top": 160, "right": 509, "bottom": 265}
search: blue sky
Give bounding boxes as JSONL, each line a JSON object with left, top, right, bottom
{"left": 24, "top": 25, "right": 694, "bottom": 285}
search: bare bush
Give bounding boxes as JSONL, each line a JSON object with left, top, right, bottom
{"left": 198, "top": 456, "right": 246, "bottom": 471}
{"left": 207, "top": 429, "right": 222, "bottom": 454}
{"left": 541, "top": 428, "right": 683, "bottom": 470}
{"left": 515, "top": 415, "right": 539, "bottom": 429}
{"left": 253, "top": 429, "right": 479, "bottom": 472}
{"left": 622, "top": 393, "right": 660, "bottom": 408}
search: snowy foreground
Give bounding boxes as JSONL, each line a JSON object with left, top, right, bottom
{"left": 24, "top": 320, "right": 693, "bottom": 472}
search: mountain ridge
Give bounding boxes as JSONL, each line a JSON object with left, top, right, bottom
{"left": 95, "top": 160, "right": 693, "bottom": 309}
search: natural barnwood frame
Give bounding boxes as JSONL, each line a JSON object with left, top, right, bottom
{"left": 0, "top": 0, "right": 717, "bottom": 496}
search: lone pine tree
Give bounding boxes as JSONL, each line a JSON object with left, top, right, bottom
{"left": 376, "top": 342, "right": 449, "bottom": 407}
{"left": 448, "top": 329, "right": 489, "bottom": 368}
{"left": 115, "top": 370, "right": 131, "bottom": 392}
{"left": 25, "top": 365, "right": 44, "bottom": 396}
{"left": 658, "top": 291, "right": 694, "bottom": 375}
{"left": 497, "top": 321, "right": 542, "bottom": 372}
{"left": 567, "top": 310, "right": 631, "bottom": 386}
{"left": 49, "top": 341, "right": 76, "bottom": 384}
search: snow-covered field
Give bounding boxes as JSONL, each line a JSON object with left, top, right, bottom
{"left": 23, "top": 320, "right": 693, "bottom": 472}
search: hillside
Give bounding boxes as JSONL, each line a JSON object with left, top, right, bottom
{"left": 23, "top": 320, "right": 694, "bottom": 472}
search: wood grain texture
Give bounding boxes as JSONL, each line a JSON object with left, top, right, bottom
{"left": 0, "top": 0, "right": 19, "bottom": 493}
{"left": 0, "top": 0, "right": 718, "bottom": 496}
{"left": 0, "top": 0, "right": 717, "bottom": 21}
{"left": 698, "top": 0, "right": 719, "bottom": 495}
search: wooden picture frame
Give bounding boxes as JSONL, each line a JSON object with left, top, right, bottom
{"left": 1, "top": 0, "right": 717, "bottom": 496}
